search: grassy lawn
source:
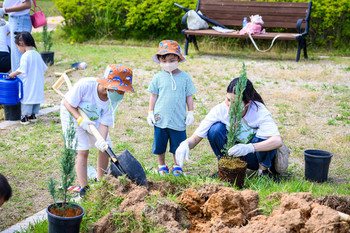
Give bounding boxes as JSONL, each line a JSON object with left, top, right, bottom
{"left": 0, "top": 37, "right": 349, "bottom": 231}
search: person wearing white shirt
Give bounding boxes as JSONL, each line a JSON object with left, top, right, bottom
{"left": 0, "top": 18, "right": 11, "bottom": 72}
{"left": 9, "top": 31, "right": 47, "bottom": 124}
{"left": 175, "top": 78, "right": 283, "bottom": 176}
{"left": 1, "top": 0, "right": 32, "bottom": 72}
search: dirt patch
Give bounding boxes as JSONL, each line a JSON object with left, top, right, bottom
{"left": 316, "top": 195, "right": 350, "bottom": 215}
{"left": 88, "top": 176, "right": 350, "bottom": 232}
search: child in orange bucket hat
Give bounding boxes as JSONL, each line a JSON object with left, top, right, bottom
{"left": 147, "top": 40, "right": 197, "bottom": 176}
{"left": 60, "top": 64, "right": 134, "bottom": 197}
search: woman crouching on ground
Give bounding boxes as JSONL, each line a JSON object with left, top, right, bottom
{"left": 175, "top": 78, "right": 282, "bottom": 176}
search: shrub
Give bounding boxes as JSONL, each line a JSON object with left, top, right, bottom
{"left": 53, "top": 0, "right": 195, "bottom": 41}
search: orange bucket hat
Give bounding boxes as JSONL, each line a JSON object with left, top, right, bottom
{"left": 152, "top": 40, "right": 186, "bottom": 63}
{"left": 97, "top": 64, "right": 134, "bottom": 93}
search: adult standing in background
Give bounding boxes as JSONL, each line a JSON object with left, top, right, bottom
{"left": 0, "top": 18, "right": 11, "bottom": 72}
{"left": 0, "top": 0, "right": 32, "bottom": 72}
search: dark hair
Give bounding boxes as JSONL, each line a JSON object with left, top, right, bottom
{"left": 157, "top": 53, "right": 180, "bottom": 61}
{"left": 0, "top": 173, "right": 12, "bottom": 202}
{"left": 227, "top": 78, "right": 265, "bottom": 107}
{"left": 14, "top": 31, "right": 37, "bottom": 48}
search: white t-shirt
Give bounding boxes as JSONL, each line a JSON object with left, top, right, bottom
{"left": 62, "top": 78, "right": 114, "bottom": 127}
{"left": 0, "top": 21, "right": 10, "bottom": 52}
{"left": 194, "top": 101, "right": 280, "bottom": 139}
{"left": 3, "top": 0, "right": 32, "bottom": 16}
{"left": 17, "top": 50, "right": 47, "bottom": 104}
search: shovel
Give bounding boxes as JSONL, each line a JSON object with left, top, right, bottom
{"left": 52, "top": 67, "right": 147, "bottom": 186}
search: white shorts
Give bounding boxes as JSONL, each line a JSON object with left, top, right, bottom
{"left": 60, "top": 105, "right": 112, "bottom": 151}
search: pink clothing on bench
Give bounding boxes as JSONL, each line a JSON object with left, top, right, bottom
{"left": 239, "top": 22, "right": 262, "bottom": 35}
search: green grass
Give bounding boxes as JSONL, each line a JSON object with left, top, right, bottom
{"left": 1, "top": 30, "right": 350, "bottom": 231}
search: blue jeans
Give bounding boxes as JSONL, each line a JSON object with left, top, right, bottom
{"left": 9, "top": 14, "right": 32, "bottom": 72}
{"left": 207, "top": 122, "right": 277, "bottom": 170}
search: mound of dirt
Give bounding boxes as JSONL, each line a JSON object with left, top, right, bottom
{"left": 89, "top": 176, "right": 350, "bottom": 233}
{"left": 317, "top": 195, "right": 350, "bottom": 215}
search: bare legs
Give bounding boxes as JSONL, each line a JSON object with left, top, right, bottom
{"left": 76, "top": 149, "right": 109, "bottom": 188}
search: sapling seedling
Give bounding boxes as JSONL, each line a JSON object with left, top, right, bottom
{"left": 219, "top": 63, "right": 248, "bottom": 169}
{"left": 48, "top": 117, "right": 77, "bottom": 207}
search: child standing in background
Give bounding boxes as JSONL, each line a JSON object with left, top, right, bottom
{"left": 147, "top": 40, "right": 196, "bottom": 176}
{"left": 9, "top": 31, "right": 47, "bottom": 124}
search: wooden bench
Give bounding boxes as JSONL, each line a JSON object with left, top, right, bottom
{"left": 179, "top": 0, "right": 312, "bottom": 61}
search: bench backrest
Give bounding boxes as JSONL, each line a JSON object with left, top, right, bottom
{"left": 197, "top": 0, "right": 311, "bottom": 29}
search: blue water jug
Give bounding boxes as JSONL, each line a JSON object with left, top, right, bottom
{"left": 0, "top": 73, "right": 23, "bottom": 105}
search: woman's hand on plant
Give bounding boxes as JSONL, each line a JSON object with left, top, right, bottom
{"left": 175, "top": 141, "right": 190, "bottom": 167}
{"left": 95, "top": 138, "right": 108, "bottom": 152}
{"left": 185, "top": 111, "right": 194, "bottom": 126}
{"left": 228, "top": 143, "right": 255, "bottom": 157}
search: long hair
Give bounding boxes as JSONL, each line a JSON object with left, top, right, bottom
{"left": 14, "top": 31, "right": 37, "bottom": 48}
{"left": 227, "top": 78, "right": 265, "bottom": 107}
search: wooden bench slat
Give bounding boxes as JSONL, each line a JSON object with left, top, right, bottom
{"left": 216, "top": 20, "right": 305, "bottom": 29}
{"left": 184, "top": 29, "right": 299, "bottom": 40}
{"left": 201, "top": 8, "right": 307, "bottom": 18}
{"left": 200, "top": 0, "right": 308, "bottom": 8}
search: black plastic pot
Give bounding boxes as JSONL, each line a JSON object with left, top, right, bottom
{"left": 41, "top": 51, "right": 55, "bottom": 66}
{"left": 47, "top": 202, "right": 85, "bottom": 233}
{"left": 304, "top": 149, "right": 333, "bottom": 182}
{"left": 4, "top": 102, "right": 21, "bottom": 120}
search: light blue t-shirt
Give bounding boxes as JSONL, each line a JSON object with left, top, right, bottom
{"left": 148, "top": 70, "right": 196, "bottom": 131}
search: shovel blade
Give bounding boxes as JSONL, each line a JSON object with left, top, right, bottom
{"left": 109, "top": 150, "right": 147, "bottom": 186}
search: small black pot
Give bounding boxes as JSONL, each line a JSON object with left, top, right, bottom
{"left": 41, "top": 51, "right": 55, "bottom": 66}
{"left": 47, "top": 202, "right": 85, "bottom": 233}
{"left": 304, "top": 149, "right": 333, "bottom": 182}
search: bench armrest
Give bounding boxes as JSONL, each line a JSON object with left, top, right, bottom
{"left": 296, "top": 18, "right": 305, "bottom": 33}
{"left": 181, "top": 12, "right": 188, "bottom": 26}
{"left": 296, "top": 18, "right": 310, "bottom": 38}
{"left": 297, "top": 1, "right": 312, "bottom": 37}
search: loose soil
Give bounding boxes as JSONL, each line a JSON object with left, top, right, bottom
{"left": 49, "top": 204, "right": 83, "bottom": 218}
{"left": 89, "top": 176, "right": 350, "bottom": 233}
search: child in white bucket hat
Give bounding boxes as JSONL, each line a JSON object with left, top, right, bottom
{"left": 147, "top": 40, "right": 196, "bottom": 176}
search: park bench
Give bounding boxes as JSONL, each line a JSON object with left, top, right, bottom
{"left": 178, "top": 0, "right": 312, "bottom": 61}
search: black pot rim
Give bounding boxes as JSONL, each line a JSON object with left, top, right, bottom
{"left": 46, "top": 202, "right": 85, "bottom": 220}
{"left": 304, "top": 149, "right": 333, "bottom": 159}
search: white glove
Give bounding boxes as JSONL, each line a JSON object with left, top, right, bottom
{"left": 95, "top": 138, "right": 108, "bottom": 152}
{"left": 185, "top": 111, "right": 194, "bottom": 126}
{"left": 147, "top": 110, "right": 155, "bottom": 126}
{"left": 0, "top": 8, "right": 5, "bottom": 17}
{"left": 77, "top": 117, "right": 94, "bottom": 134}
{"left": 228, "top": 143, "right": 255, "bottom": 157}
{"left": 175, "top": 141, "right": 190, "bottom": 167}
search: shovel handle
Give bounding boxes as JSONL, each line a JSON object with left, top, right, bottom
{"left": 77, "top": 108, "right": 122, "bottom": 167}
{"left": 52, "top": 73, "right": 73, "bottom": 98}
{"left": 77, "top": 108, "right": 104, "bottom": 142}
